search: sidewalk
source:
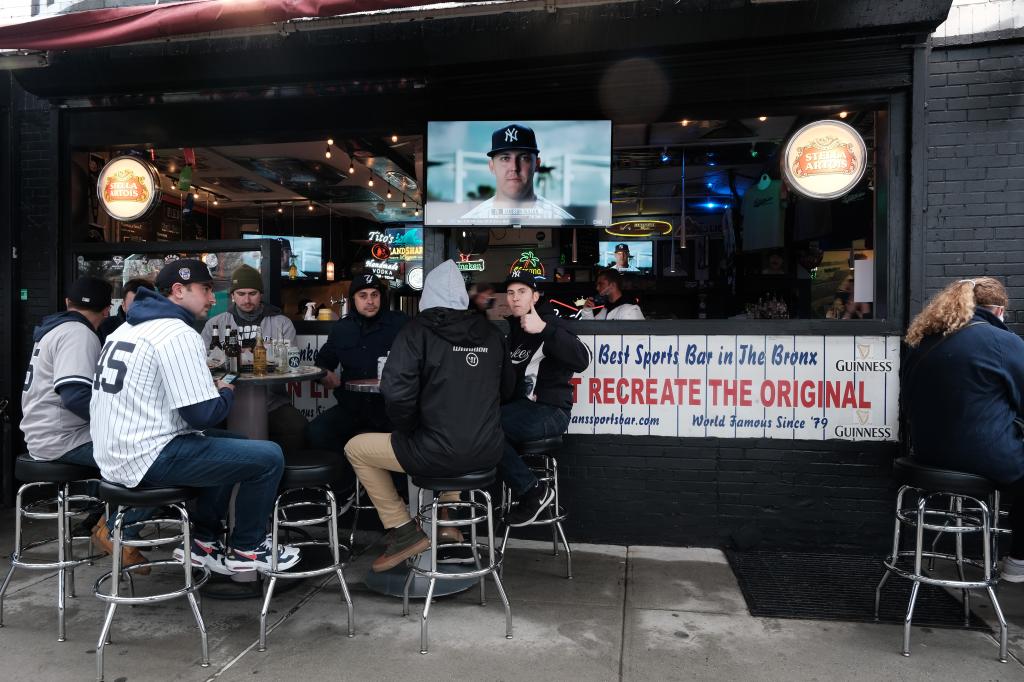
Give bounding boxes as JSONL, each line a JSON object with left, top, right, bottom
{"left": 0, "top": 520, "right": 1021, "bottom": 681}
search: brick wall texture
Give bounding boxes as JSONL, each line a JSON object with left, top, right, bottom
{"left": 926, "top": 40, "right": 1024, "bottom": 333}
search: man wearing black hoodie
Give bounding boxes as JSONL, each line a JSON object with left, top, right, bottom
{"left": 89, "top": 260, "right": 298, "bottom": 575}
{"left": 345, "top": 260, "right": 514, "bottom": 573}
{"left": 501, "top": 271, "right": 592, "bottom": 526}
{"left": 20, "top": 276, "right": 152, "bottom": 571}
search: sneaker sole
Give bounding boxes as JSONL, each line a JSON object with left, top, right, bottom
{"left": 1001, "top": 573, "right": 1024, "bottom": 583}
{"left": 173, "top": 548, "right": 234, "bottom": 576}
{"left": 372, "top": 537, "right": 431, "bottom": 573}
{"left": 507, "top": 489, "right": 556, "bottom": 527}
{"left": 226, "top": 553, "right": 302, "bottom": 573}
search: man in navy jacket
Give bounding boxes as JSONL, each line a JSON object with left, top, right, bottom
{"left": 307, "top": 274, "right": 408, "bottom": 489}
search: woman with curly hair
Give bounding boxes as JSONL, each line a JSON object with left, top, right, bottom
{"left": 902, "top": 276, "right": 1024, "bottom": 581}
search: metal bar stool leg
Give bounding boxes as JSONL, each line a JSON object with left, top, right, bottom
{"left": 325, "top": 488, "right": 354, "bottom": 637}
{"left": 0, "top": 485, "right": 26, "bottom": 628}
{"left": 179, "top": 505, "right": 209, "bottom": 667}
{"left": 901, "top": 498, "right": 927, "bottom": 657}
{"left": 56, "top": 484, "right": 68, "bottom": 642}
{"left": 96, "top": 512, "right": 125, "bottom": 682}
{"left": 259, "top": 496, "right": 283, "bottom": 652}
{"left": 875, "top": 486, "right": 908, "bottom": 620}
{"left": 469, "top": 490, "right": 486, "bottom": 606}
{"left": 348, "top": 480, "right": 362, "bottom": 552}
{"left": 483, "top": 491, "right": 512, "bottom": 640}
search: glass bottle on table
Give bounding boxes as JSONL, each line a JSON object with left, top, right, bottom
{"left": 253, "top": 334, "right": 268, "bottom": 377}
{"left": 209, "top": 324, "right": 222, "bottom": 351}
{"left": 225, "top": 328, "right": 240, "bottom": 374}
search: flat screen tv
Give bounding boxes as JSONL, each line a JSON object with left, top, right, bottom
{"left": 243, "top": 234, "right": 322, "bottom": 279}
{"left": 426, "top": 120, "right": 612, "bottom": 227}
{"left": 597, "top": 240, "right": 654, "bottom": 274}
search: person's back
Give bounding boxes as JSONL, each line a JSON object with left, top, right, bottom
{"left": 903, "top": 305, "right": 1024, "bottom": 484}
{"left": 385, "top": 303, "right": 509, "bottom": 476}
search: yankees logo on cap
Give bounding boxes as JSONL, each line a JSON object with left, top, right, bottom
{"left": 349, "top": 272, "right": 385, "bottom": 297}
{"left": 487, "top": 123, "right": 539, "bottom": 157}
{"left": 155, "top": 258, "right": 213, "bottom": 291}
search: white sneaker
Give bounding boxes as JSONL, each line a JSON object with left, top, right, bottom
{"left": 1001, "top": 556, "right": 1024, "bottom": 583}
{"left": 173, "top": 538, "right": 234, "bottom": 576}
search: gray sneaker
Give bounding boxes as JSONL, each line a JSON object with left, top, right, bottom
{"left": 1001, "top": 557, "right": 1024, "bottom": 583}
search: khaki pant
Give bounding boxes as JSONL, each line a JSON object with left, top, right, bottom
{"left": 344, "top": 433, "right": 458, "bottom": 530}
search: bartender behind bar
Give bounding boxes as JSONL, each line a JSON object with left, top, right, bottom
{"left": 306, "top": 274, "right": 409, "bottom": 488}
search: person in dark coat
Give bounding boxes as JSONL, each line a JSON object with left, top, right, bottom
{"left": 902, "top": 276, "right": 1024, "bottom": 582}
{"left": 306, "top": 273, "right": 408, "bottom": 488}
{"left": 500, "top": 271, "right": 592, "bottom": 526}
{"left": 97, "top": 277, "right": 152, "bottom": 343}
{"left": 344, "top": 260, "right": 514, "bottom": 573}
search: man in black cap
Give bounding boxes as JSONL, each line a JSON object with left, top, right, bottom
{"left": 500, "top": 270, "right": 591, "bottom": 525}
{"left": 460, "top": 123, "right": 575, "bottom": 223}
{"left": 306, "top": 273, "right": 409, "bottom": 490}
{"left": 89, "top": 259, "right": 298, "bottom": 574}
{"left": 610, "top": 243, "right": 640, "bottom": 272}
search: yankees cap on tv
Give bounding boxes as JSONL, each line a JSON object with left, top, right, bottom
{"left": 487, "top": 123, "right": 539, "bottom": 157}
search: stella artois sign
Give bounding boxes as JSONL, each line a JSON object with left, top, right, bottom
{"left": 782, "top": 120, "right": 867, "bottom": 200}
{"left": 97, "top": 156, "right": 162, "bottom": 221}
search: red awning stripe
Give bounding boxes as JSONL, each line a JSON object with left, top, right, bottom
{"left": 0, "top": 0, "right": 450, "bottom": 51}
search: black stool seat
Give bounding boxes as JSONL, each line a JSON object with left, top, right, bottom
{"left": 97, "top": 480, "right": 198, "bottom": 507}
{"left": 281, "top": 450, "right": 343, "bottom": 488}
{"left": 893, "top": 457, "right": 996, "bottom": 499}
{"left": 15, "top": 453, "right": 98, "bottom": 483}
{"left": 520, "top": 437, "right": 563, "bottom": 455}
{"left": 412, "top": 469, "right": 496, "bottom": 492}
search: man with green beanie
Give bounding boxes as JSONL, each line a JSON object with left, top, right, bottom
{"left": 201, "top": 264, "right": 307, "bottom": 455}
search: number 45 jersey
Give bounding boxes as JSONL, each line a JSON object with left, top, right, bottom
{"left": 90, "top": 295, "right": 219, "bottom": 487}
{"left": 20, "top": 312, "right": 100, "bottom": 461}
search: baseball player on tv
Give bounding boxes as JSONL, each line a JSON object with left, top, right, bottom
{"left": 460, "top": 123, "right": 575, "bottom": 223}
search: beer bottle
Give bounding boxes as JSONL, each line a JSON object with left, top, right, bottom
{"left": 209, "top": 324, "right": 222, "bottom": 351}
{"left": 253, "top": 333, "right": 268, "bottom": 377}
{"left": 226, "top": 328, "right": 240, "bottom": 374}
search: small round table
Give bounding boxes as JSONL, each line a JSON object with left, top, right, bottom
{"left": 343, "top": 378, "right": 476, "bottom": 599}
{"left": 227, "top": 366, "right": 326, "bottom": 440}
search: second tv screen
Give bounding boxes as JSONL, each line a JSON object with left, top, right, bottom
{"left": 426, "top": 120, "right": 612, "bottom": 227}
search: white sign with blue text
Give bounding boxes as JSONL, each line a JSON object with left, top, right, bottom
{"left": 567, "top": 335, "right": 900, "bottom": 442}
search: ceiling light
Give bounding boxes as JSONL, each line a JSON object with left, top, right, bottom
{"left": 414, "top": 206, "right": 419, "bottom": 216}
{"left": 327, "top": 137, "right": 334, "bottom": 146}
{"left": 213, "top": 199, "right": 219, "bottom": 206}
{"left": 193, "top": 192, "right": 199, "bottom": 200}
{"left": 391, "top": 134, "right": 398, "bottom": 143}
{"left": 277, "top": 205, "right": 284, "bottom": 214}
{"left": 386, "top": 189, "right": 392, "bottom": 199}
{"left": 368, "top": 177, "right": 374, "bottom": 188}
{"left": 681, "top": 119, "right": 689, "bottom": 127}
{"left": 839, "top": 111, "right": 848, "bottom": 119}
{"left": 348, "top": 163, "right": 355, "bottom": 175}
{"left": 402, "top": 197, "right": 407, "bottom": 208}
{"left": 660, "top": 147, "right": 670, "bottom": 163}
{"left": 325, "top": 148, "right": 332, "bottom": 159}
{"left": 168, "top": 163, "right": 176, "bottom": 172}
{"left": 308, "top": 203, "right": 314, "bottom": 212}
{"left": 758, "top": 116, "right": 767, "bottom": 122}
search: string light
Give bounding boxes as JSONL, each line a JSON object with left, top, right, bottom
{"left": 414, "top": 206, "right": 419, "bottom": 217}
{"left": 758, "top": 116, "right": 767, "bottom": 122}
{"left": 391, "top": 134, "right": 398, "bottom": 143}
{"left": 308, "top": 202, "right": 314, "bottom": 212}
{"left": 386, "top": 189, "right": 392, "bottom": 199}
{"left": 349, "top": 162, "right": 355, "bottom": 175}
{"left": 839, "top": 111, "right": 848, "bottom": 119}
{"left": 402, "top": 195, "right": 407, "bottom": 208}
{"left": 368, "top": 176, "right": 374, "bottom": 188}
{"left": 326, "top": 205, "right": 335, "bottom": 281}
{"left": 325, "top": 146, "right": 332, "bottom": 159}
{"left": 681, "top": 119, "right": 689, "bottom": 127}
{"left": 277, "top": 204, "right": 284, "bottom": 214}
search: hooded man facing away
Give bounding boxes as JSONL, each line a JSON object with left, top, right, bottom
{"left": 344, "top": 260, "right": 515, "bottom": 573}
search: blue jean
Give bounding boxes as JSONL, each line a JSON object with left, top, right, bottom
{"left": 498, "top": 399, "right": 570, "bottom": 496}
{"left": 59, "top": 442, "right": 151, "bottom": 540}
{"left": 140, "top": 434, "right": 284, "bottom": 551}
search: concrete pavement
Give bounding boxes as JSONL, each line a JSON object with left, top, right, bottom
{"left": 0, "top": 520, "right": 1022, "bottom": 681}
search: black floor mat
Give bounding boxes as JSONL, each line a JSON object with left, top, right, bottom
{"left": 725, "top": 550, "right": 990, "bottom": 631}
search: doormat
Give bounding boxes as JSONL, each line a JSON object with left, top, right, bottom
{"left": 725, "top": 550, "right": 989, "bottom": 631}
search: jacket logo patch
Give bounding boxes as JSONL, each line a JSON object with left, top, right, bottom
{"left": 466, "top": 353, "right": 479, "bottom": 367}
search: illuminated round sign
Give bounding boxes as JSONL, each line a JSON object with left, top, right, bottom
{"left": 407, "top": 266, "right": 424, "bottom": 291}
{"left": 97, "top": 156, "right": 162, "bottom": 221}
{"left": 782, "top": 120, "right": 867, "bottom": 200}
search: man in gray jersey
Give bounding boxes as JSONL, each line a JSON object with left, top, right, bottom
{"left": 20, "top": 276, "right": 151, "bottom": 571}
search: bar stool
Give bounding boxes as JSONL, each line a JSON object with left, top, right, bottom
{"left": 874, "top": 457, "right": 1009, "bottom": 662}
{"left": 259, "top": 450, "right": 354, "bottom": 651}
{"left": 93, "top": 481, "right": 210, "bottom": 682}
{"left": 501, "top": 436, "right": 573, "bottom": 578}
{"left": 348, "top": 479, "right": 377, "bottom": 555}
{"left": 0, "top": 454, "right": 100, "bottom": 641}
{"left": 403, "top": 469, "right": 511, "bottom": 654}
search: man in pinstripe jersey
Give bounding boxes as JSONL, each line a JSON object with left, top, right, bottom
{"left": 90, "top": 260, "right": 299, "bottom": 574}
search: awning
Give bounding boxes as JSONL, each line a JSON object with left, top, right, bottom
{"left": 0, "top": 0, "right": 453, "bottom": 51}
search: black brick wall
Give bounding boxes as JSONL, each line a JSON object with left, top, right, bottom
{"left": 926, "top": 40, "right": 1024, "bottom": 333}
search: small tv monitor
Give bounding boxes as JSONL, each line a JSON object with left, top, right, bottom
{"left": 425, "top": 120, "right": 612, "bottom": 227}
{"left": 597, "top": 240, "right": 654, "bottom": 274}
{"left": 243, "top": 233, "right": 322, "bottom": 278}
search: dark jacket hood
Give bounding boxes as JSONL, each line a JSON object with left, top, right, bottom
{"left": 32, "top": 310, "right": 94, "bottom": 342}
{"left": 126, "top": 287, "right": 195, "bottom": 326}
{"left": 418, "top": 308, "right": 492, "bottom": 346}
{"left": 974, "top": 306, "right": 1007, "bottom": 330}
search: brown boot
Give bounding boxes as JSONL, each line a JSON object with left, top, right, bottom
{"left": 92, "top": 523, "right": 152, "bottom": 576}
{"left": 436, "top": 508, "right": 464, "bottom": 545}
{"left": 372, "top": 522, "right": 430, "bottom": 573}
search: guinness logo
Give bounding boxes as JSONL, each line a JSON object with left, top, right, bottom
{"left": 857, "top": 344, "right": 871, "bottom": 359}
{"left": 856, "top": 409, "right": 870, "bottom": 425}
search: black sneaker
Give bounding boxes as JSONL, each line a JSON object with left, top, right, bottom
{"left": 505, "top": 483, "right": 554, "bottom": 527}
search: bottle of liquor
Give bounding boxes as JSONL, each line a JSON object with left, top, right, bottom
{"left": 209, "top": 324, "right": 222, "bottom": 351}
{"left": 288, "top": 255, "right": 298, "bottom": 281}
{"left": 225, "top": 328, "right": 240, "bottom": 374}
{"left": 253, "top": 334, "right": 268, "bottom": 377}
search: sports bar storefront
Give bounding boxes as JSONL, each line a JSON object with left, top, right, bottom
{"left": 2, "top": 0, "right": 955, "bottom": 551}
